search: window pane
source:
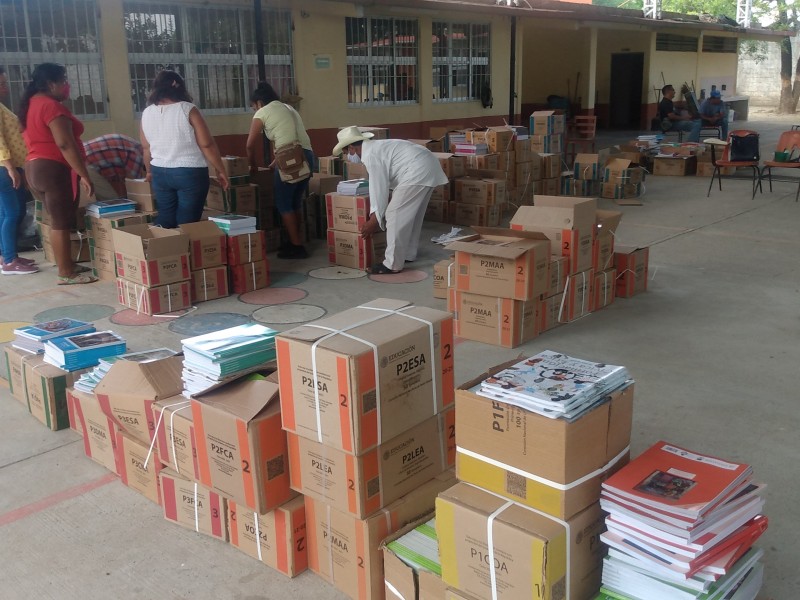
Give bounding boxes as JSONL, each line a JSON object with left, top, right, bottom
{"left": 347, "top": 64, "right": 369, "bottom": 104}
{"left": 198, "top": 64, "right": 244, "bottom": 109}
{"left": 124, "top": 3, "right": 182, "bottom": 54}
{"left": 129, "top": 63, "right": 185, "bottom": 113}
{"left": 0, "top": 1, "right": 29, "bottom": 52}
{"left": 433, "top": 21, "right": 490, "bottom": 103}
{"left": 187, "top": 7, "right": 240, "bottom": 55}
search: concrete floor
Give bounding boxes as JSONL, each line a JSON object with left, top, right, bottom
{"left": 1, "top": 116, "right": 798, "bottom": 599}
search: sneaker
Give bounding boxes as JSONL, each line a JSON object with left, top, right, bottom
{"left": 2, "top": 259, "right": 39, "bottom": 275}
{"left": 0, "top": 256, "right": 36, "bottom": 267}
{"left": 277, "top": 244, "right": 309, "bottom": 259}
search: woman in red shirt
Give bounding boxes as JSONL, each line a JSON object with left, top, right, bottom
{"left": 20, "top": 63, "right": 96, "bottom": 285}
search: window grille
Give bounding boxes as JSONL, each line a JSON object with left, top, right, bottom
{"left": 432, "top": 21, "right": 490, "bottom": 103}
{"left": 702, "top": 36, "right": 737, "bottom": 53}
{"left": 123, "top": 1, "right": 295, "bottom": 114}
{"left": 345, "top": 17, "right": 418, "bottom": 106}
{"left": 0, "top": 0, "right": 106, "bottom": 119}
{"left": 656, "top": 33, "right": 698, "bottom": 52}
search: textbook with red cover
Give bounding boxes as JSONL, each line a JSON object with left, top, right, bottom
{"left": 601, "top": 441, "right": 753, "bottom": 520}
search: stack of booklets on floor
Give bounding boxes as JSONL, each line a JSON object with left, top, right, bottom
{"left": 181, "top": 323, "right": 277, "bottom": 396}
{"left": 596, "top": 441, "right": 767, "bottom": 600}
{"left": 474, "top": 350, "right": 630, "bottom": 420}
{"left": 336, "top": 179, "right": 369, "bottom": 195}
{"left": 208, "top": 214, "right": 257, "bottom": 235}
{"left": 73, "top": 348, "right": 177, "bottom": 392}
{"left": 43, "top": 330, "right": 127, "bottom": 371}
{"left": 85, "top": 198, "right": 136, "bottom": 217}
{"left": 13, "top": 318, "right": 95, "bottom": 354}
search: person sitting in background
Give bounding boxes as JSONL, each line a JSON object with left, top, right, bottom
{"left": 699, "top": 90, "right": 729, "bottom": 140}
{"left": 658, "top": 84, "right": 701, "bottom": 143}
{"left": 83, "top": 134, "right": 145, "bottom": 200}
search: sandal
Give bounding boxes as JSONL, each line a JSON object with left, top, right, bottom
{"left": 73, "top": 264, "right": 91, "bottom": 274}
{"left": 58, "top": 273, "right": 98, "bottom": 285}
{"left": 368, "top": 263, "right": 402, "bottom": 275}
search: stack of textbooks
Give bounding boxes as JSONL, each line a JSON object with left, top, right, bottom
{"left": 596, "top": 441, "right": 767, "bottom": 600}
{"left": 43, "top": 330, "right": 127, "bottom": 371}
{"left": 336, "top": 179, "right": 369, "bottom": 195}
{"left": 73, "top": 348, "right": 177, "bottom": 393}
{"left": 474, "top": 350, "right": 630, "bottom": 420}
{"left": 453, "top": 142, "right": 489, "bottom": 156}
{"left": 85, "top": 198, "right": 136, "bottom": 217}
{"left": 386, "top": 518, "right": 441, "bottom": 579}
{"left": 181, "top": 323, "right": 277, "bottom": 396}
{"left": 208, "top": 214, "right": 257, "bottom": 235}
{"left": 13, "top": 319, "right": 95, "bottom": 355}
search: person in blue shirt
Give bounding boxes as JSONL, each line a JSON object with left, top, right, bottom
{"left": 699, "top": 90, "right": 728, "bottom": 140}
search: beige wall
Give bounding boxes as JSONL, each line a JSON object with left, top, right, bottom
{"left": 521, "top": 21, "right": 589, "bottom": 106}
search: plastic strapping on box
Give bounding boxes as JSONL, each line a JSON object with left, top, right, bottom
{"left": 326, "top": 504, "right": 334, "bottom": 582}
{"left": 446, "top": 261, "right": 455, "bottom": 288}
{"left": 251, "top": 263, "right": 256, "bottom": 291}
{"left": 558, "top": 271, "right": 589, "bottom": 323}
{"left": 457, "top": 444, "right": 630, "bottom": 491}
{"left": 193, "top": 482, "right": 200, "bottom": 532}
{"left": 202, "top": 269, "right": 208, "bottom": 302}
{"left": 486, "top": 499, "right": 515, "bottom": 600}
{"left": 385, "top": 579, "right": 406, "bottom": 600}
{"left": 170, "top": 403, "right": 193, "bottom": 473}
{"left": 600, "top": 270, "right": 611, "bottom": 307}
{"left": 247, "top": 233, "right": 253, "bottom": 263}
{"left": 144, "top": 398, "right": 191, "bottom": 469}
{"left": 496, "top": 297, "right": 503, "bottom": 346}
{"left": 254, "top": 511, "right": 263, "bottom": 561}
{"left": 74, "top": 230, "right": 87, "bottom": 262}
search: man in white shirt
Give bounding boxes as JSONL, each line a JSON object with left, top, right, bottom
{"left": 333, "top": 126, "right": 448, "bottom": 274}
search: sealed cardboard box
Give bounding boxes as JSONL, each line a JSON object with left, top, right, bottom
{"left": 344, "top": 161, "right": 369, "bottom": 181}
{"left": 614, "top": 246, "right": 649, "bottom": 298}
{"left": 288, "top": 407, "right": 455, "bottom": 518}
{"left": 530, "top": 134, "right": 562, "bottom": 154}
{"left": 66, "top": 386, "right": 83, "bottom": 436}
{"left": 90, "top": 243, "right": 116, "bottom": 281}
{"left": 124, "top": 178, "right": 156, "bottom": 212}
{"left": 433, "top": 258, "right": 455, "bottom": 299}
{"left": 214, "top": 156, "right": 249, "bottom": 178}
{"left": 85, "top": 213, "right": 152, "bottom": 250}
{"left": 190, "top": 265, "right": 230, "bottom": 302}
{"left": 537, "top": 153, "right": 561, "bottom": 179}
{"left": 451, "top": 203, "right": 500, "bottom": 227}
{"left": 515, "top": 161, "right": 540, "bottom": 189}
{"left": 602, "top": 159, "right": 645, "bottom": 185}
{"left": 561, "top": 268, "right": 593, "bottom": 322}
{"left": 454, "top": 178, "right": 505, "bottom": 206}
{"left": 408, "top": 139, "right": 442, "bottom": 152}
{"left": 318, "top": 156, "right": 343, "bottom": 176}
{"left": 466, "top": 127, "right": 514, "bottom": 153}
{"left": 230, "top": 260, "right": 269, "bottom": 294}
{"left": 464, "top": 154, "right": 498, "bottom": 171}
{"left": 573, "top": 153, "right": 601, "bottom": 180}
{"left": 116, "top": 279, "right": 192, "bottom": 315}
{"left": 4, "top": 345, "right": 41, "bottom": 404}
{"left": 425, "top": 199, "right": 450, "bottom": 223}
{"left": 537, "top": 293, "right": 564, "bottom": 333}
{"left": 160, "top": 468, "right": 228, "bottom": 541}
{"left": 24, "top": 360, "right": 84, "bottom": 431}
{"left": 594, "top": 209, "right": 622, "bottom": 271}
{"left": 433, "top": 153, "right": 467, "bottom": 179}
{"left": 593, "top": 268, "right": 617, "bottom": 311}
{"left": 69, "top": 388, "right": 121, "bottom": 474}
{"left": 276, "top": 298, "right": 455, "bottom": 454}
{"left": 207, "top": 183, "right": 258, "bottom": 213}
{"left": 117, "top": 429, "right": 162, "bottom": 504}
{"left": 115, "top": 252, "right": 190, "bottom": 286}
{"left": 510, "top": 198, "right": 597, "bottom": 275}
{"left": 326, "top": 229, "right": 387, "bottom": 271}
{"left": 325, "top": 193, "right": 371, "bottom": 233}
{"left": 39, "top": 224, "right": 90, "bottom": 264}
{"left": 228, "top": 495, "right": 307, "bottom": 576}
{"left": 455, "top": 368, "right": 633, "bottom": 518}
{"left": 529, "top": 110, "right": 565, "bottom": 135}
{"left": 112, "top": 224, "right": 190, "bottom": 286}
{"left": 227, "top": 231, "right": 267, "bottom": 266}
{"left": 449, "top": 289, "right": 537, "bottom": 348}
{"left": 152, "top": 395, "right": 198, "bottom": 479}
{"left": 547, "top": 256, "right": 569, "bottom": 297}
{"left": 192, "top": 376, "right": 292, "bottom": 514}
{"left": 306, "top": 470, "right": 456, "bottom": 600}
{"left": 429, "top": 181, "right": 453, "bottom": 204}
{"left": 541, "top": 176, "right": 560, "bottom": 196}
{"left": 179, "top": 221, "right": 227, "bottom": 270}
{"left": 310, "top": 173, "right": 342, "bottom": 196}
{"left": 446, "top": 228, "right": 550, "bottom": 301}
{"left": 437, "top": 483, "right": 604, "bottom": 600}
{"left": 561, "top": 178, "right": 599, "bottom": 197}
{"left": 653, "top": 155, "right": 697, "bottom": 176}
{"left": 382, "top": 514, "right": 447, "bottom": 600}
{"left": 94, "top": 355, "right": 184, "bottom": 445}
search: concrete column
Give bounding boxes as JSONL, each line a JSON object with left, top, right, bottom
{"left": 95, "top": 0, "right": 137, "bottom": 137}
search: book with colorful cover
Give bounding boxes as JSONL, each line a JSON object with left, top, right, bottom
{"left": 43, "top": 330, "right": 127, "bottom": 371}
{"left": 181, "top": 323, "right": 276, "bottom": 360}
{"left": 85, "top": 198, "right": 136, "bottom": 216}
{"left": 208, "top": 214, "right": 257, "bottom": 234}
{"left": 14, "top": 318, "right": 96, "bottom": 351}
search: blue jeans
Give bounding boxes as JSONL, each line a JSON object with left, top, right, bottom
{"left": 274, "top": 150, "right": 315, "bottom": 214}
{"left": 149, "top": 166, "right": 210, "bottom": 228}
{"left": 669, "top": 119, "right": 702, "bottom": 143}
{"left": 0, "top": 167, "right": 27, "bottom": 262}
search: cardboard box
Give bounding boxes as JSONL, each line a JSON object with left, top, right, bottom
{"left": 318, "top": 156, "right": 343, "bottom": 176}
{"left": 39, "top": 224, "right": 90, "bottom": 264}
{"left": 425, "top": 199, "right": 450, "bottom": 223}
{"left": 160, "top": 468, "right": 228, "bottom": 541}
{"left": 124, "top": 178, "right": 156, "bottom": 212}
{"left": 24, "top": 360, "right": 84, "bottom": 431}
{"left": 228, "top": 495, "right": 307, "bottom": 576}
{"left": 510, "top": 198, "right": 597, "bottom": 275}
{"left": 382, "top": 514, "right": 447, "bottom": 600}
{"left": 192, "top": 376, "right": 292, "bottom": 514}
{"left": 84, "top": 213, "right": 152, "bottom": 250}
{"left": 115, "top": 251, "right": 190, "bottom": 287}
{"left": 451, "top": 203, "right": 500, "bottom": 228}
{"left": 573, "top": 153, "right": 601, "bottom": 180}
{"left": 4, "top": 346, "right": 41, "bottom": 404}
{"left": 264, "top": 227, "right": 281, "bottom": 252}
{"left": 152, "top": 395, "right": 198, "bottom": 479}
{"left": 695, "top": 163, "right": 736, "bottom": 177}
{"left": 34, "top": 198, "right": 88, "bottom": 231}
{"left": 116, "top": 279, "right": 192, "bottom": 316}
{"left": 464, "top": 154, "right": 498, "bottom": 171}
{"left": 326, "top": 229, "right": 387, "bottom": 271}
{"left": 515, "top": 161, "right": 540, "bottom": 189}
{"left": 89, "top": 243, "right": 116, "bottom": 280}
{"left": 190, "top": 265, "right": 230, "bottom": 302}
{"left": 433, "top": 153, "right": 467, "bottom": 179}
{"left": 593, "top": 268, "right": 617, "bottom": 311}
{"left": 215, "top": 156, "right": 249, "bottom": 178}
{"left": 68, "top": 388, "right": 121, "bottom": 474}
{"left": 547, "top": 256, "right": 569, "bottom": 297}
{"left": 249, "top": 167, "right": 273, "bottom": 200}
{"left": 112, "top": 224, "right": 190, "bottom": 285}
{"left": 288, "top": 407, "right": 455, "bottom": 518}
{"left": 179, "top": 221, "right": 227, "bottom": 270}
{"left": 614, "top": 246, "right": 649, "bottom": 298}
{"left": 433, "top": 258, "right": 455, "bottom": 300}
{"left": 227, "top": 231, "right": 267, "bottom": 266}
{"left": 94, "top": 354, "right": 184, "bottom": 445}
{"left": 540, "top": 176, "right": 560, "bottom": 196}
{"left": 230, "top": 260, "right": 269, "bottom": 294}
{"left": 66, "top": 385, "right": 83, "bottom": 436}
{"left": 602, "top": 159, "right": 645, "bottom": 185}
{"left": 437, "top": 483, "right": 604, "bottom": 600}
{"left": 537, "top": 153, "right": 561, "bottom": 179}
{"left": 325, "top": 193, "right": 371, "bottom": 233}
{"left": 207, "top": 182, "right": 258, "bottom": 213}
{"left": 306, "top": 470, "right": 456, "bottom": 600}
{"left": 454, "top": 178, "right": 506, "bottom": 206}
{"left": 594, "top": 210, "right": 622, "bottom": 272}
{"left": 561, "top": 178, "right": 600, "bottom": 197}
{"left": 466, "top": 127, "right": 514, "bottom": 153}
{"left": 429, "top": 181, "right": 453, "bottom": 204}
{"left": 310, "top": 173, "right": 342, "bottom": 196}
{"left": 514, "top": 139, "right": 532, "bottom": 163}
{"left": 455, "top": 368, "right": 633, "bottom": 518}
{"left": 537, "top": 293, "right": 564, "bottom": 334}
{"left": 276, "top": 298, "right": 455, "bottom": 455}
{"left": 600, "top": 182, "right": 642, "bottom": 200}
{"left": 653, "top": 155, "right": 697, "bottom": 176}
{"left": 408, "top": 139, "right": 443, "bottom": 152}
{"left": 117, "top": 429, "right": 162, "bottom": 504}
{"left": 344, "top": 161, "right": 369, "bottom": 181}
{"left": 449, "top": 289, "right": 537, "bottom": 348}
{"left": 530, "top": 134, "right": 562, "bottom": 154}
{"left": 529, "top": 110, "right": 565, "bottom": 135}
{"left": 561, "top": 268, "right": 593, "bottom": 322}
{"left": 446, "top": 228, "right": 550, "bottom": 301}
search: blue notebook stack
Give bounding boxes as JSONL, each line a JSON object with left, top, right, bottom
{"left": 13, "top": 318, "right": 96, "bottom": 355}
{"left": 85, "top": 198, "right": 137, "bottom": 217}
{"left": 43, "top": 330, "right": 127, "bottom": 371}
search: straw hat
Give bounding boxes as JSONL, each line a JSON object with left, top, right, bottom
{"left": 333, "top": 126, "right": 374, "bottom": 155}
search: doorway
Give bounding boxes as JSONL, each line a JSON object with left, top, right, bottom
{"left": 609, "top": 53, "right": 644, "bottom": 129}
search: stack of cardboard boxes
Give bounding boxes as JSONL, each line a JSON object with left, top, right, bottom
{"left": 207, "top": 157, "right": 259, "bottom": 216}
{"left": 308, "top": 173, "right": 341, "bottom": 241}
{"left": 325, "top": 191, "right": 387, "bottom": 271}
{"left": 113, "top": 224, "right": 192, "bottom": 315}
{"left": 530, "top": 110, "right": 565, "bottom": 155}
{"left": 226, "top": 229, "right": 269, "bottom": 293}
{"left": 34, "top": 190, "right": 93, "bottom": 266}
{"left": 276, "top": 298, "right": 457, "bottom": 599}
{"left": 178, "top": 221, "right": 229, "bottom": 303}
{"left": 427, "top": 152, "right": 466, "bottom": 224}
{"left": 85, "top": 212, "right": 153, "bottom": 281}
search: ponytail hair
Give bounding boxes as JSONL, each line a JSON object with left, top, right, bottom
{"left": 18, "top": 62, "right": 66, "bottom": 130}
{"left": 250, "top": 81, "right": 279, "bottom": 106}
{"left": 147, "top": 70, "right": 192, "bottom": 106}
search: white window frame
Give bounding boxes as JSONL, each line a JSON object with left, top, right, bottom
{"left": 432, "top": 21, "right": 491, "bottom": 103}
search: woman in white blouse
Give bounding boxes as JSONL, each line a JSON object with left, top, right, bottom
{"left": 139, "top": 70, "right": 228, "bottom": 228}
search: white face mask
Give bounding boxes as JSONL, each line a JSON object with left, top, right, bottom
{"left": 346, "top": 149, "right": 361, "bottom": 164}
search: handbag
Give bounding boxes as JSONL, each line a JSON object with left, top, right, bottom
{"left": 729, "top": 132, "right": 759, "bottom": 162}
{"left": 274, "top": 142, "right": 310, "bottom": 183}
